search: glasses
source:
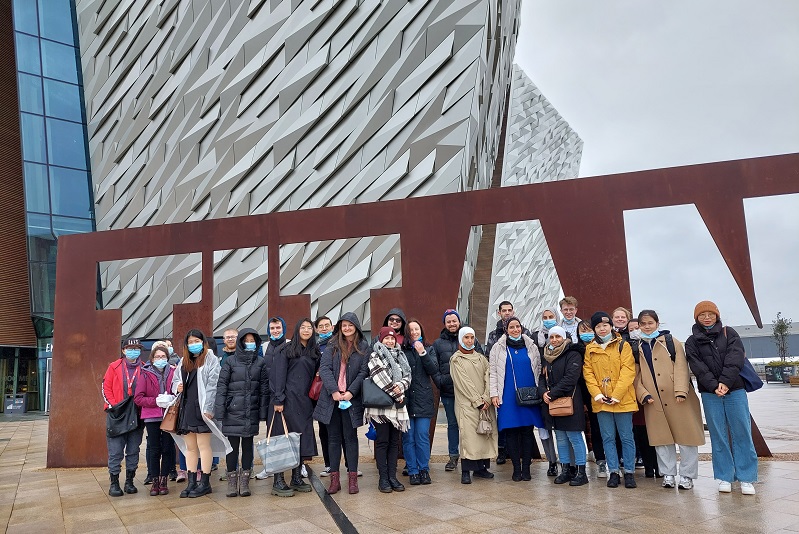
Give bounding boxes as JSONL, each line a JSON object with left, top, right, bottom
{"left": 223, "top": 335, "right": 237, "bottom": 340}
{"left": 387, "top": 317, "right": 402, "bottom": 323}
{"left": 697, "top": 312, "right": 716, "bottom": 319}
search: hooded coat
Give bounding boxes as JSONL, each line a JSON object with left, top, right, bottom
{"left": 582, "top": 334, "right": 638, "bottom": 414}
{"left": 263, "top": 317, "right": 288, "bottom": 377}
{"left": 214, "top": 328, "right": 269, "bottom": 437}
{"left": 371, "top": 308, "right": 407, "bottom": 346}
{"left": 313, "top": 312, "right": 370, "bottom": 429}
{"left": 430, "top": 328, "right": 485, "bottom": 397}
{"left": 684, "top": 322, "right": 746, "bottom": 394}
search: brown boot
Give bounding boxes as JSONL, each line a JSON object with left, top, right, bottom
{"left": 239, "top": 469, "right": 251, "bottom": 497}
{"left": 150, "top": 475, "right": 160, "bottom": 496}
{"left": 327, "top": 472, "right": 341, "bottom": 494}
{"left": 158, "top": 475, "right": 169, "bottom": 495}
{"left": 348, "top": 471, "right": 359, "bottom": 494}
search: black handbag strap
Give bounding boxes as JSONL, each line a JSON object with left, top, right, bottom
{"left": 506, "top": 347, "right": 520, "bottom": 390}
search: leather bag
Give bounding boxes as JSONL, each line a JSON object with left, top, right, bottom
{"left": 160, "top": 394, "right": 181, "bottom": 433}
{"left": 508, "top": 348, "right": 541, "bottom": 406}
{"left": 308, "top": 375, "right": 323, "bottom": 401}
{"left": 361, "top": 377, "right": 394, "bottom": 408}
{"left": 476, "top": 410, "right": 493, "bottom": 435}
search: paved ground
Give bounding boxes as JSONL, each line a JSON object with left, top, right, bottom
{"left": 1, "top": 382, "right": 797, "bottom": 533}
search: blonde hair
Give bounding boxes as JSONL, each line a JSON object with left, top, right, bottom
{"left": 559, "top": 296, "right": 578, "bottom": 308}
{"left": 612, "top": 307, "right": 632, "bottom": 321}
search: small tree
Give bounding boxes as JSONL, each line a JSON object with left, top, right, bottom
{"left": 772, "top": 312, "right": 792, "bottom": 362}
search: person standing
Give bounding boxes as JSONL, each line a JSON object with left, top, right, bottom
{"left": 558, "top": 296, "right": 581, "bottom": 343}
{"left": 576, "top": 320, "right": 607, "bottom": 478}
{"left": 314, "top": 316, "right": 335, "bottom": 477}
{"left": 685, "top": 301, "right": 758, "bottom": 495}
{"left": 255, "top": 316, "right": 289, "bottom": 480}
{"left": 372, "top": 308, "right": 407, "bottom": 346}
{"left": 220, "top": 329, "right": 238, "bottom": 366}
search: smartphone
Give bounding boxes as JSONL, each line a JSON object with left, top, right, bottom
{"left": 602, "top": 397, "right": 613, "bottom": 404}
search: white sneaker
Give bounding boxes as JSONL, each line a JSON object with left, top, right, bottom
{"left": 357, "top": 470, "right": 363, "bottom": 477}
{"left": 678, "top": 476, "right": 693, "bottom": 490}
{"left": 301, "top": 465, "right": 308, "bottom": 478}
{"left": 597, "top": 460, "right": 607, "bottom": 478}
{"left": 662, "top": 475, "right": 676, "bottom": 488}
{"left": 741, "top": 482, "right": 756, "bottom": 495}
{"left": 319, "top": 466, "right": 331, "bottom": 477}
{"left": 718, "top": 480, "right": 732, "bottom": 493}
{"left": 255, "top": 469, "right": 271, "bottom": 480}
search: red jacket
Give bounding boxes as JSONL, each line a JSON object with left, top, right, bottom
{"left": 102, "top": 358, "right": 143, "bottom": 409}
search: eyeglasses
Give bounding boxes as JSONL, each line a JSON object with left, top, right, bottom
{"left": 223, "top": 336, "right": 237, "bottom": 340}
{"left": 387, "top": 317, "right": 402, "bottom": 323}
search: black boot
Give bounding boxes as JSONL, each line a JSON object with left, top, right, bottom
{"left": 569, "top": 465, "right": 589, "bottom": 486}
{"left": 496, "top": 447, "right": 507, "bottom": 465}
{"left": 180, "top": 471, "right": 197, "bottom": 498}
{"left": 547, "top": 462, "right": 559, "bottom": 477}
{"left": 108, "top": 473, "right": 123, "bottom": 497}
{"left": 511, "top": 459, "right": 522, "bottom": 482}
{"left": 461, "top": 470, "right": 472, "bottom": 484}
{"left": 123, "top": 470, "right": 138, "bottom": 494}
{"left": 271, "top": 472, "right": 295, "bottom": 497}
{"left": 554, "top": 463, "right": 572, "bottom": 484}
{"left": 378, "top": 473, "right": 392, "bottom": 493}
{"left": 568, "top": 465, "right": 577, "bottom": 479}
{"left": 189, "top": 471, "right": 212, "bottom": 497}
{"left": 289, "top": 466, "right": 311, "bottom": 493}
{"left": 521, "top": 462, "right": 532, "bottom": 481}
{"left": 387, "top": 459, "right": 404, "bottom": 491}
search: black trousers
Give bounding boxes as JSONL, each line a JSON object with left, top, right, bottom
{"left": 144, "top": 422, "right": 176, "bottom": 476}
{"left": 504, "top": 425, "right": 535, "bottom": 468}
{"left": 374, "top": 421, "right": 400, "bottom": 478}
{"left": 587, "top": 410, "right": 606, "bottom": 461}
{"left": 327, "top": 406, "right": 359, "bottom": 473}
{"left": 461, "top": 458, "right": 490, "bottom": 473}
{"left": 226, "top": 435, "right": 254, "bottom": 471}
{"left": 633, "top": 425, "right": 657, "bottom": 474}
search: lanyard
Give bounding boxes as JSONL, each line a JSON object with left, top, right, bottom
{"left": 122, "top": 364, "right": 141, "bottom": 397}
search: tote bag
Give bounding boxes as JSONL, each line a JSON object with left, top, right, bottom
{"left": 256, "top": 412, "right": 301, "bottom": 474}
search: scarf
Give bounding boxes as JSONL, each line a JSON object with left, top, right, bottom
{"left": 543, "top": 339, "right": 570, "bottom": 364}
{"left": 506, "top": 335, "right": 526, "bottom": 349}
{"left": 365, "top": 343, "right": 412, "bottom": 431}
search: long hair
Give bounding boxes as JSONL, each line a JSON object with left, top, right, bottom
{"left": 287, "top": 318, "right": 319, "bottom": 359}
{"left": 335, "top": 322, "right": 363, "bottom": 364}
{"left": 182, "top": 329, "right": 208, "bottom": 372}
{"left": 403, "top": 318, "right": 428, "bottom": 349}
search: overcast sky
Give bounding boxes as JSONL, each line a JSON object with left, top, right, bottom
{"left": 514, "top": 0, "right": 799, "bottom": 339}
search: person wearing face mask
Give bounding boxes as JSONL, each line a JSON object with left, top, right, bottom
{"left": 152, "top": 340, "right": 180, "bottom": 482}
{"left": 576, "top": 321, "right": 607, "bottom": 478}
{"left": 634, "top": 310, "right": 704, "bottom": 491}
{"left": 171, "top": 329, "right": 232, "bottom": 498}
{"left": 451, "top": 327, "right": 497, "bottom": 484}
{"left": 102, "top": 339, "right": 146, "bottom": 497}
{"left": 134, "top": 346, "right": 177, "bottom": 496}
{"left": 214, "top": 328, "right": 268, "bottom": 497}
{"left": 489, "top": 317, "right": 543, "bottom": 482}
{"left": 314, "top": 316, "right": 335, "bottom": 477}
{"left": 685, "top": 301, "right": 757, "bottom": 495}
{"left": 582, "top": 312, "right": 638, "bottom": 489}
{"left": 255, "top": 316, "right": 289, "bottom": 480}
{"left": 612, "top": 307, "right": 645, "bottom": 472}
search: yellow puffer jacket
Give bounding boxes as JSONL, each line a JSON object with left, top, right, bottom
{"left": 583, "top": 334, "right": 638, "bottom": 413}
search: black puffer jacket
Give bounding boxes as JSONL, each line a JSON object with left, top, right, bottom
{"left": 685, "top": 322, "right": 745, "bottom": 394}
{"left": 538, "top": 341, "right": 585, "bottom": 432}
{"left": 215, "top": 328, "right": 269, "bottom": 437}
{"left": 402, "top": 341, "right": 439, "bottom": 418}
{"left": 429, "top": 328, "right": 484, "bottom": 397}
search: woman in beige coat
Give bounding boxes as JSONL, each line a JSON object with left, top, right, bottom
{"left": 450, "top": 327, "right": 498, "bottom": 484}
{"left": 634, "top": 310, "right": 704, "bottom": 490}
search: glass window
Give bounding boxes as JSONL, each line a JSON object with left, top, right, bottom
{"left": 52, "top": 215, "right": 92, "bottom": 236}
{"left": 18, "top": 73, "right": 43, "bottom": 114}
{"left": 38, "top": 0, "right": 75, "bottom": 45}
{"left": 43, "top": 79, "right": 82, "bottom": 122}
{"left": 50, "top": 167, "right": 92, "bottom": 218}
{"left": 12, "top": 0, "right": 39, "bottom": 35}
{"left": 27, "top": 213, "right": 56, "bottom": 263}
{"left": 40, "top": 40, "right": 78, "bottom": 83}
{"left": 20, "top": 113, "right": 47, "bottom": 163}
{"left": 14, "top": 33, "right": 41, "bottom": 75}
{"left": 30, "top": 261, "right": 57, "bottom": 314}
{"left": 23, "top": 162, "right": 49, "bottom": 213}
{"left": 46, "top": 118, "right": 87, "bottom": 169}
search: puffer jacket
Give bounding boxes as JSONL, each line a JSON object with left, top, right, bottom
{"left": 134, "top": 363, "right": 176, "bottom": 421}
{"left": 538, "top": 341, "right": 585, "bottom": 432}
{"left": 430, "top": 328, "right": 484, "bottom": 397}
{"left": 402, "top": 341, "right": 439, "bottom": 419}
{"left": 582, "top": 334, "right": 638, "bottom": 414}
{"left": 685, "top": 322, "right": 746, "bottom": 394}
{"left": 215, "top": 328, "right": 269, "bottom": 437}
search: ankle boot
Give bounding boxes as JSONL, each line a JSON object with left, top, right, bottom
{"left": 348, "top": 471, "right": 359, "bottom": 494}
{"left": 554, "top": 463, "right": 572, "bottom": 484}
{"left": 124, "top": 470, "right": 138, "bottom": 494}
{"left": 290, "top": 465, "right": 311, "bottom": 492}
{"left": 108, "top": 473, "right": 123, "bottom": 497}
{"left": 511, "top": 459, "right": 522, "bottom": 481}
{"left": 521, "top": 462, "right": 532, "bottom": 481}
{"left": 271, "top": 472, "right": 295, "bottom": 497}
{"left": 150, "top": 475, "right": 161, "bottom": 496}
{"left": 387, "top": 462, "right": 404, "bottom": 492}
{"left": 226, "top": 471, "right": 239, "bottom": 497}
{"left": 158, "top": 475, "right": 169, "bottom": 495}
{"left": 189, "top": 472, "right": 212, "bottom": 497}
{"left": 547, "top": 462, "right": 559, "bottom": 477}
{"left": 569, "top": 465, "right": 577, "bottom": 479}
{"left": 180, "top": 471, "right": 197, "bottom": 498}
{"left": 327, "top": 471, "right": 341, "bottom": 494}
{"left": 569, "top": 465, "right": 589, "bottom": 486}
{"left": 238, "top": 469, "right": 251, "bottom": 497}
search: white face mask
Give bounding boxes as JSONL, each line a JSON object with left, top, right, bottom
{"left": 629, "top": 330, "right": 642, "bottom": 341}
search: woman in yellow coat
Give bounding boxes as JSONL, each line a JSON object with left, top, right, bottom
{"left": 583, "top": 312, "right": 638, "bottom": 489}
{"left": 634, "top": 310, "right": 704, "bottom": 490}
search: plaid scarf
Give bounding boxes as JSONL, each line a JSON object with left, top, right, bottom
{"left": 363, "top": 343, "right": 411, "bottom": 432}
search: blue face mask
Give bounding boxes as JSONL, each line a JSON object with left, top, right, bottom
{"left": 319, "top": 331, "right": 333, "bottom": 341}
{"left": 640, "top": 330, "right": 660, "bottom": 340}
{"left": 416, "top": 337, "right": 423, "bottom": 344}
{"left": 703, "top": 323, "right": 716, "bottom": 330}
{"left": 187, "top": 342, "right": 203, "bottom": 354}
{"left": 547, "top": 344, "right": 554, "bottom": 350}
{"left": 509, "top": 334, "right": 522, "bottom": 341}
{"left": 167, "top": 346, "right": 174, "bottom": 355}
{"left": 124, "top": 349, "right": 140, "bottom": 360}
{"left": 338, "top": 399, "right": 352, "bottom": 410}
{"left": 153, "top": 359, "right": 168, "bottom": 369}
{"left": 270, "top": 334, "right": 283, "bottom": 341}
{"left": 579, "top": 333, "right": 595, "bottom": 343}
{"left": 244, "top": 342, "right": 256, "bottom": 351}
{"left": 542, "top": 319, "right": 557, "bottom": 330}
{"left": 599, "top": 332, "right": 613, "bottom": 343}
{"left": 461, "top": 344, "right": 475, "bottom": 351}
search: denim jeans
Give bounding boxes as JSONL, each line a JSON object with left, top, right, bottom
{"left": 555, "top": 430, "right": 587, "bottom": 465}
{"left": 440, "top": 396, "right": 459, "bottom": 456}
{"left": 107, "top": 425, "right": 144, "bottom": 475}
{"left": 403, "top": 417, "right": 431, "bottom": 475}
{"left": 596, "top": 411, "right": 635, "bottom": 473}
{"left": 701, "top": 389, "right": 758, "bottom": 483}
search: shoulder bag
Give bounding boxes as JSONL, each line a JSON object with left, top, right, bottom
{"left": 308, "top": 375, "right": 323, "bottom": 400}
{"left": 160, "top": 393, "right": 181, "bottom": 433}
{"left": 544, "top": 366, "right": 575, "bottom": 417}
{"left": 723, "top": 327, "right": 763, "bottom": 393}
{"left": 508, "top": 348, "right": 541, "bottom": 406}
{"left": 362, "top": 376, "right": 394, "bottom": 408}
{"left": 106, "top": 365, "right": 141, "bottom": 437}
{"left": 476, "top": 409, "right": 493, "bottom": 435}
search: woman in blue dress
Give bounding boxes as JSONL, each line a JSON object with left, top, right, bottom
{"left": 489, "top": 317, "right": 544, "bottom": 481}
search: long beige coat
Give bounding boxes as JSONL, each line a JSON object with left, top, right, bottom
{"left": 450, "top": 350, "right": 498, "bottom": 461}
{"left": 634, "top": 335, "right": 705, "bottom": 447}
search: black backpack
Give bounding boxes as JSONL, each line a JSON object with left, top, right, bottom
{"left": 630, "top": 334, "right": 676, "bottom": 363}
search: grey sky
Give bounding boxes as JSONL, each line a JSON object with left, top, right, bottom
{"left": 514, "top": 0, "right": 799, "bottom": 339}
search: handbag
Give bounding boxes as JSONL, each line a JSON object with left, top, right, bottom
{"left": 476, "top": 410, "right": 493, "bottom": 435}
{"left": 105, "top": 364, "right": 141, "bottom": 437}
{"left": 544, "top": 366, "right": 575, "bottom": 417}
{"left": 508, "top": 348, "right": 541, "bottom": 406}
{"left": 255, "top": 412, "right": 301, "bottom": 474}
{"left": 160, "top": 394, "right": 181, "bottom": 433}
{"left": 308, "top": 375, "right": 323, "bottom": 401}
{"left": 740, "top": 358, "right": 763, "bottom": 393}
{"left": 361, "top": 377, "right": 394, "bottom": 408}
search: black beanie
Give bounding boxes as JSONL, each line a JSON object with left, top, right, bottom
{"left": 591, "top": 311, "right": 612, "bottom": 330}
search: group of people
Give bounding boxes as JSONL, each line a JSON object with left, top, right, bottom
{"left": 102, "top": 296, "right": 759, "bottom": 499}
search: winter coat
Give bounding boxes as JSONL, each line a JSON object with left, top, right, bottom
{"left": 102, "top": 358, "right": 144, "bottom": 410}
{"left": 488, "top": 334, "right": 541, "bottom": 405}
{"left": 684, "top": 322, "right": 746, "bottom": 394}
{"left": 634, "top": 333, "right": 705, "bottom": 446}
{"left": 402, "top": 341, "right": 438, "bottom": 419}
{"left": 313, "top": 312, "right": 370, "bottom": 429}
{"left": 215, "top": 328, "right": 269, "bottom": 437}
{"left": 486, "top": 320, "right": 533, "bottom": 356}
{"left": 430, "top": 328, "right": 484, "bottom": 397}
{"left": 134, "top": 363, "right": 176, "bottom": 421}
{"left": 371, "top": 307, "right": 407, "bottom": 346}
{"left": 450, "top": 350, "right": 497, "bottom": 460}
{"left": 538, "top": 342, "right": 585, "bottom": 432}
{"left": 263, "top": 337, "right": 288, "bottom": 379}
{"left": 583, "top": 334, "right": 638, "bottom": 414}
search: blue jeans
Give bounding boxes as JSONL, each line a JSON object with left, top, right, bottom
{"left": 403, "top": 417, "right": 432, "bottom": 475}
{"left": 596, "top": 411, "right": 635, "bottom": 473}
{"left": 555, "top": 430, "right": 586, "bottom": 466}
{"left": 701, "top": 389, "right": 758, "bottom": 483}
{"left": 440, "top": 396, "right": 459, "bottom": 456}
